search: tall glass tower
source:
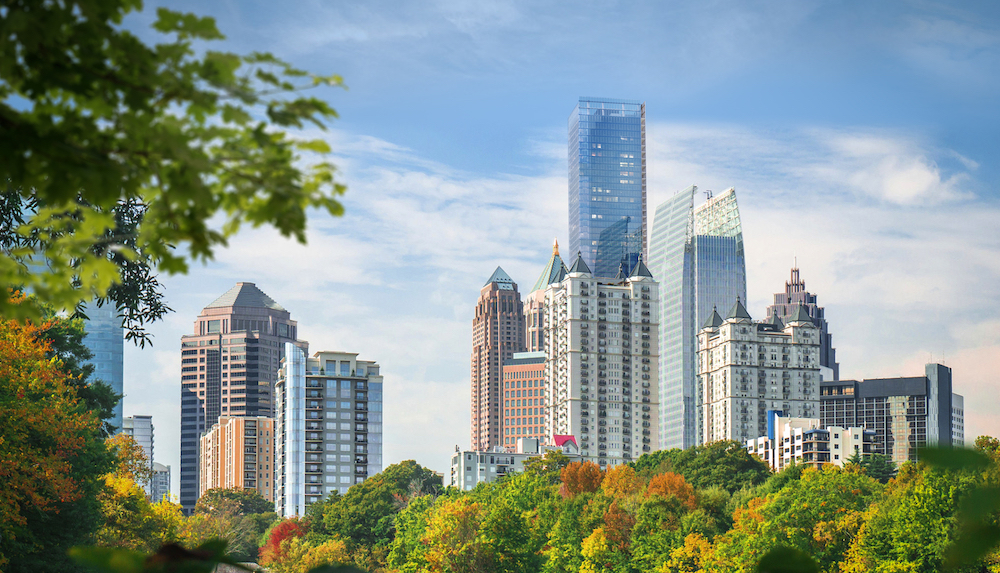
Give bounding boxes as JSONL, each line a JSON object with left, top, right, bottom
{"left": 648, "top": 186, "right": 747, "bottom": 449}
{"left": 568, "top": 97, "right": 646, "bottom": 278}
{"left": 82, "top": 303, "right": 124, "bottom": 431}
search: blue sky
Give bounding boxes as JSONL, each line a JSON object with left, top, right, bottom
{"left": 123, "top": 1, "right": 1000, "bottom": 492}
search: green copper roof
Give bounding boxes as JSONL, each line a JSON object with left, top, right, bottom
{"left": 726, "top": 297, "right": 752, "bottom": 320}
{"left": 532, "top": 241, "right": 568, "bottom": 292}
{"left": 569, "top": 251, "right": 592, "bottom": 275}
{"left": 788, "top": 305, "right": 813, "bottom": 323}
{"left": 703, "top": 306, "right": 723, "bottom": 329}
{"left": 484, "top": 266, "right": 516, "bottom": 290}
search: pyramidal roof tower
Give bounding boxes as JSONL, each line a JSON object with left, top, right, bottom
{"left": 532, "top": 239, "right": 569, "bottom": 292}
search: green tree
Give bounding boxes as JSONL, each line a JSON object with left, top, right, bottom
{"left": 195, "top": 488, "right": 273, "bottom": 516}
{"left": 323, "top": 460, "right": 441, "bottom": 550}
{"left": 634, "top": 441, "right": 770, "bottom": 494}
{"left": 0, "top": 0, "right": 346, "bottom": 337}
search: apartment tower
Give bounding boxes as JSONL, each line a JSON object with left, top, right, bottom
{"left": 568, "top": 97, "right": 646, "bottom": 277}
{"left": 765, "top": 266, "right": 840, "bottom": 380}
{"left": 648, "top": 186, "right": 748, "bottom": 449}
{"left": 179, "top": 282, "right": 301, "bottom": 512}
{"left": 502, "top": 351, "right": 547, "bottom": 448}
{"left": 471, "top": 268, "right": 526, "bottom": 450}
{"left": 199, "top": 416, "right": 275, "bottom": 504}
{"left": 524, "top": 241, "right": 569, "bottom": 353}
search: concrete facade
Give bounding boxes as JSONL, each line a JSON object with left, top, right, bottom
{"left": 503, "top": 352, "right": 547, "bottom": 448}
{"left": 449, "top": 437, "right": 582, "bottom": 491}
{"left": 745, "top": 415, "right": 874, "bottom": 472}
{"left": 199, "top": 415, "right": 275, "bottom": 504}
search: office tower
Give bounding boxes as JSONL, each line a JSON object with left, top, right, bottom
{"left": 648, "top": 186, "right": 748, "bottom": 450}
{"left": 199, "top": 416, "right": 275, "bottom": 504}
{"left": 82, "top": 303, "right": 124, "bottom": 431}
{"left": 122, "top": 415, "right": 155, "bottom": 497}
{"left": 766, "top": 266, "right": 840, "bottom": 380}
{"left": 179, "top": 282, "right": 301, "bottom": 512}
{"left": 524, "top": 240, "right": 568, "bottom": 352}
{"left": 568, "top": 97, "right": 646, "bottom": 277}
{"left": 471, "top": 268, "right": 526, "bottom": 451}
{"left": 745, "top": 415, "right": 875, "bottom": 471}
{"left": 151, "top": 463, "right": 171, "bottom": 502}
{"left": 952, "top": 394, "right": 965, "bottom": 447}
{"left": 502, "top": 351, "right": 547, "bottom": 448}
{"left": 542, "top": 253, "right": 659, "bottom": 468}
{"left": 275, "top": 346, "right": 383, "bottom": 517}
{"left": 698, "top": 303, "right": 821, "bottom": 444}
{"left": 820, "top": 364, "right": 960, "bottom": 465}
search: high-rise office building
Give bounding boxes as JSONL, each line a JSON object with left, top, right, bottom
{"left": 179, "top": 282, "right": 301, "bottom": 512}
{"left": 542, "top": 253, "right": 660, "bottom": 467}
{"left": 697, "top": 303, "right": 821, "bottom": 445}
{"left": 122, "top": 415, "right": 155, "bottom": 497}
{"left": 820, "top": 364, "right": 961, "bottom": 465}
{"left": 502, "top": 351, "right": 547, "bottom": 448}
{"left": 471, "top": 268, "right": 526, "bottom": 451}
{"left": 275, "top": 346, "right": 383, "bottom": 517}
{"left": 648, "top": 186, "right": 747, "bottom": 449}
{"left": 952, "top": 394, "right": 965, "bottom": 447}
{"left": 151, "top": 462, "right": 171, "bottom": 503}
{"left": 82, "top": 303, "right": 124, "bottom": 431}
{"left": 568, "top": 97, "right": 646, "bottom": 277}
{"left": 524, "top": 241, "right": 569, "bottom": 353}
{"left": 199, "top": 416, "right": 275, "bottom": 504}
{"left": 766, "top": 266, "right": 840, "bottom": 380}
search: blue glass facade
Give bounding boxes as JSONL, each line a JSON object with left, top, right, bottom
{"left": 568, "top": 97, "right": 646, "bottom": 277}
{"left": 82, "top": 303, "right": 124, "bottom": 431}
{"left": 648, "top": 187, "right": 747, "bottom": 449}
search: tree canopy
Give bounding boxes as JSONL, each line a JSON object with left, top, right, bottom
{"left": 0, "top": 0, "right": 346, "bottom": 342}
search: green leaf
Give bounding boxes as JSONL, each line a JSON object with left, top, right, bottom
{"left": 946, "top": 524, "right": 1000, "bottom": 569}
{"left": 919, "top": 446, "right": 993, "bottom": 472}
{"left": 69, "top": 546, "right": 147, "bottom": 573}
{"left": 755, "top": 546, "right": 819, "bottom": 573}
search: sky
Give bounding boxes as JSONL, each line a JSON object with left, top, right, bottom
{"left": 121, "top": 0, "right": 1000, "bottom": 493}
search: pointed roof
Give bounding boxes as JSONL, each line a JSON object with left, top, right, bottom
{"left": 770, "top": 313, "right": 784, "bottom": 329}
{"left": 531, "top": 240, "right": 569, "bottom": 292}
{"left": 614, "top": 263, "right": 627, "bottom": 280}
{"left": 703, "top": 306, "right": 723, "bottom": 329}
{"left": 568, "top": 252, "right": 592, "bottom": 275}
{"left": 628, "top": 254, "right": 653, "bottom": 279}
{"left": 485, "top": 266, "right": 516, "bottom": 290}
{"left": 788, "top": 304, "right": 813, "bottom": 324}
{"left": 726, "top": 297, "right": 752, "bottom": 321}
{"left": 206, "top": 282, "right": 286, "bottom": 311}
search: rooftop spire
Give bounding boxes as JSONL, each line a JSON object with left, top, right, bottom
{"left": 553, "top": 239, "right": 559, "bottom": 256}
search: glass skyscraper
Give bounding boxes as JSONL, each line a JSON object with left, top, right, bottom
{"left": 568, "top": 97, "right": 646, "bottom": 278}
{"left": 648, "top": 186, "right": 747, "bottom": 449}
{"left": 82, "top": 303, "right": 124, "bottom": 431}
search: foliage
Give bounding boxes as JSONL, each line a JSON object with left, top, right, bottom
{"left": 647, "top": 472, "right": 698, "bottom": 511}
{"left": 260, "top": 518, "right": 308, "bottom": 566}
{"left": 560, "top": 461, "right": 604, "bottom": 498}
{"left": 195, "top": 487, "right": 274, "bottom": 516}
{"left": 0, "top": 0, "right": 346, "bottom": 341}
{"left": 633, "top": 441, "right": 771, "bottom": 494}
{"left": 0, "top": 307, "right": 114, "bottom": 571}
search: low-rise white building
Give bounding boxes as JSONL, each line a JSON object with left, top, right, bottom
{"left": 450, "top": 436, "right": 581, "bottom": 491}
{"left": 745, "top": 414, "right": 874, "bottom": 472}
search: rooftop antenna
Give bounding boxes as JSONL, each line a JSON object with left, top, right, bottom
{"left": 705, "top": 190, "right": 713, "bottom": 200}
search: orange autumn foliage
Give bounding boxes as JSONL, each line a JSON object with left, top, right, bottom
{"left": 560, "top": 461, "right": 604, "bottom": 498}
{"left": 0, "top": 311, "right": 102, "bottom": 568}
{"left": 259, "top": 518, "right": 308, "bottom": 566}
{"left": 603, "top": 501, "right": 636, "bottom": 552}
{"left": 602, "top": 464, "right": 642, "bottom": 499}
{"left": 646, "top": 471, "right": 697, "bottom": 510}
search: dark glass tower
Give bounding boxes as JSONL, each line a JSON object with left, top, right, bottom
{"left": 179, "top": 283, "right": 301, "bottom": 513}
{"left": 568, "top": 97, "right": 646, "bottom": 277}
{"left": 648, "top": 186, "right": 747, "bottom": 449}
{"left": 766, "top": 267, "right": 839, "bottom": 380}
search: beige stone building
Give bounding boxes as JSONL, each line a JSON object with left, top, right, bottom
{"left": 199, "top": 416, "right": 275, "bottom": 503}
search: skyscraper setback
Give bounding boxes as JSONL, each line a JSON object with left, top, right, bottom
{"left": 648, "top": 186, "right": 748, "bottom": 450}
{"left": 471, "top": 268, "right": 526, "bottom": 451}
{"left": 178, "top": 282, "right": 301, "bottom": 512}
{"left": 766, "top": 266, "right": 840, "bottom": 380}
{"left": 568, "top": 97, "right": 646, "bottom": 277}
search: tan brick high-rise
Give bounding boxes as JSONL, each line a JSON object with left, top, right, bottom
{"left": 199, "top": 416, "right": 275, "bottom": 504}
{"left": 471, "top": 268, "right": 526, "bottom": 450}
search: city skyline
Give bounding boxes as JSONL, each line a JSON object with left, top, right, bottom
{"left": 118, "top": 1, "right": 1000, "bottom": 495}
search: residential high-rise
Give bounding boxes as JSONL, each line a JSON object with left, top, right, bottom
{"left": 82, "top": 303, "right": 124, "bottom": 431}
{"left": 819, "top": 364, "right": 960, "bottom": 465}
{"left": 766, "top": 266, "right": 840, "bottom": 380}
{"left": 524, "top": 241, "right": 568, "bottom": 353}
{"left": 179, "top": 282, "right": 301, "bottom": 512}
{"left": 568, "top": 97, "right": 646, "bottom": 277}
{"left": 648, "top": 186, "right": 748, "bottom": 449}
{"left": 275, "top": 346, "right": 384, "bottom": 517}
{"left": 542, "top": 253, "right": 659, "bottom": 468}
{"left": 123, "top": 415, "right": 155, "bottom": 497}
{"left": 151, "top": 463, "right": 171, "bottom": 502}
{"left": 502, "top": 351, "right": 547, "bottom": 448}
{"left": 697, "top": 302, "right": 821, "bottom": 445}
{"left": 199, "top": 416, "right": 275, "bottom": 504}
{"left": 471, "top": 268, "right": 526, "bottom": 451}
{"left": 745, "top": 415, "right": 875, "bottom": 471}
